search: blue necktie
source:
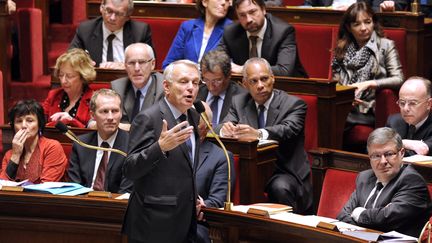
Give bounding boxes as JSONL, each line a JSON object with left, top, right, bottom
{"left": 179, "top": 114, "right": 193, "bottom": 162}
{"left": 131, "top": 90, "right": 142, "bottom": 122}
{"left": 210, "top": 96, "right": 220, "bottom": 127}
{"left": 258, "top": 105, "right": 265, "bottom": 129}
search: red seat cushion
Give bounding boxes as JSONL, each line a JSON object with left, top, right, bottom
{"left": 345, "top": 124, "right": 374, "bottom": 145}
{"left": 134, "top": 18, "right": 185, "bottom": 70}
{"left": 317, "top": 169, "right": 358, "bottom": 218}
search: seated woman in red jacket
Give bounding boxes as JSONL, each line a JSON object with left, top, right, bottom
{"left": 1, "top": 100, "right": 68, "bottom": 183}
{"left": 43, "top": 48, "right": 96, "bottom": 128}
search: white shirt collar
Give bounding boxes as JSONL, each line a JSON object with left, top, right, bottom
{"left": 97, "top": 129, "right": 119, "bottom": 148}
{"left": 102, "top": 22, "right": 123, "bottom": 43}
{"left": 247, "top": 17, "right": 267, "bottom": 40}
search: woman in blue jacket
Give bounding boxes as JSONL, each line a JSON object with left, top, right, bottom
{"left": 162, "top": 0, "right": 232, "bottom": 68}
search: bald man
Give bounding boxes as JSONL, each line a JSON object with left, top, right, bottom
{"left": 386, "top": 76, "right": 432, "bottom": 156}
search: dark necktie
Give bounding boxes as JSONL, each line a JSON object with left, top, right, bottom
{"left": 365, "top": 182, "right": 383, "bottom": 209}
{"left": 93, "top": 142, "right": 110, "bottom": 191}
{"left": 131, "top": 90, "right": 142, "bottom": 122}
{"left": 258, "top": 105, "right": 266, "bottom": 129}
{"left": 106, "top": 34, "right": 116, "bottom": 62}
{"left": 407, "top": 125, "right": 416, "bottom": 140}
{"left": 210, "top": 96, "right": 220, "bottom": 127}
{"left": 179, "top": 114, "right": 193, "bottom": 162}
{"left": 249, "top": 36, "right": 258, "bottom": 58}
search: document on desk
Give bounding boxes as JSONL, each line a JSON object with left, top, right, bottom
{"left": 377, "top": 231, "right": 418, "bottom": 242}
{"left": 403, "top": 154, "right": 432, "bottom": 164}
{"left": 23, "top": 182, "right": 92, "bottom": 196}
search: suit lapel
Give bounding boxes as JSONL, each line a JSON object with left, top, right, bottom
{"left": 244, "top": 98, "right": 259, "bottom": 128}
{"left": 142, "top": 75, "right": 156, "bottom": 110}
{"left": 206, "top": 21, "right": 224, "bottom": 52}
{"left": 192, "top": 19, "right": 204, "bottom": 61}
{"left": 122, "top": 21, "right": 134, "bottom": 48}
{"left": 188, "top": 108, "right": 200, "bottom": 171}
{"left": 124, "top": 82, "right": 135, "bottom": 122}
{"left": 220, "top": 82, "right": 235, "bottom": 120}
{"left": 261, "top": 15, "right": 273, "bottom": 61}
{"left": 87, "top": 133, "right": 99, "bottom": 184}
{"left": 90, "top": 18, "right": 103, "bottom": 65}
{"left": 196, "top": 141, "right": 209, "bottom": 172}
{"left": 266, "top": 91, "right": 280, "bottom": 126}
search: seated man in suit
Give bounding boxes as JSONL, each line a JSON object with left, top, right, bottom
{"left": 69, "top": 0, "right": 153, "bottom": 69}
{"left": 218, "top": 57, "right": 312, "bottom": 214}
{"left": 195, "top": 101, "right": 235, "bottom": 243}
{"left": 111, "top": 43, "right": 164, "bottom": 131}
{"left": 337, "top": 127, "right": 431, "bottom": 237}
{"left": 68, "top": 89, "right": 132, "bottom": 193}
{"left": 197, "top": 50, "right": 245, "bottom": 127}
{"left": 386, "top": 76, "right": 432, "bottom": 156}
{"left": 218, "top": 0, "right": 307, "bottom": 77}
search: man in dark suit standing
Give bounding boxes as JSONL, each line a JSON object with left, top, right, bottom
{"left": 111, "top": 43, "right": 164, "bottom": 131}
{"left": 69, "top": 0, "right": 153, "bottom": 69}
{"left": 337, "top": 127, "right": 431, "bottom": 237}
{"left": 386, "top": 76, "right": 432, "bottom": 156}
{"left": 218, "top": 0, "right": 307, "bottom": 77}
{"left": 218, "top": 57, "right": 312, "bottom": 214}
{"left": 197, "top": 50, "right": 245, "bottom": 127}
{"left": 122, "top": 60, "right": 201, "bottom": 243}
{"left": 68, "top": 89, "right": 132, "bottom": 193}
{"left": 195, "top": 101, "right": 235, "bottom": 243}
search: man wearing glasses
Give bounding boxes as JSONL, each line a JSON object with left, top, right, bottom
{"left": 69, "top": 0, "right": 153, "bottom": 69}
{"left": 218, "top": 57, "right": 313, "bottom": 214}
{"left": 386, "top": 76, "right": 432, "bottom": 156}
{"left": 197, "top": 50, "right": 245, "bottom": 127}
{"left": 111, "top": 43, "right": 164, "bottom": 131}
{"left": 337, "top": 127, "right": 431, "bottom": 237}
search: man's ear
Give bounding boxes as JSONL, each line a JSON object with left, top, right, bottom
{"left": 400, "top": 147, "right": 405, "bottom": 157}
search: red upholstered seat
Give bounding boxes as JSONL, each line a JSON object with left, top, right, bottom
{"left": 0, "top": 71, "right": 3, "bottom": 159}
{"left": 61, "top": 143, "right": 73, "bottom": 161}
{"left": 384, "top": 29, "right": 407, "bottom": 78}
{"left": 317, "top": 168, "right": 357, "bottom": 219}
{"left": 134, "top": 18, "right": 185, "bottom": 70}
{"left": 89, "top": 83, "right": 111, "bottom": 91}
{"left": 61, "top": 0, "right": 87, "bottom": 25}
{"left": 375, "top": 88, "right": 399, "bottom": 128}
{"left": 293, "top": 24, "right": 334, "bottom": 79}
{"left": 283, "top": 0, "right": 305, "bottom": 5}
{"left": 428, "top": 184, "right": 432, "bottom": 200}
{"left": 294, "top": 94, "right": 318, "bottom": 161}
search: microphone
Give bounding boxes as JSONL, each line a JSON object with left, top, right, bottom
{"left": 55, "top": 121, "right": 127, "bottom": 157}
{"left": 194, "top": 100, "right": 233, "bottom": 211}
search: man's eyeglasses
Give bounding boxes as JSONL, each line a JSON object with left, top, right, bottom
{"left": 101, "top": 5, "right": 128, "bottom": 18}
{"left": 369, "top": 150, "right": 400, "bottom": 162}
{"left": 126, "top": 59, "right": 153, "bottom": 68}
{"left": 396, "top": 99, "right": 429, "bottom": 108}
{"left": 202, "top": 78, "right": 224, "bottom": 85}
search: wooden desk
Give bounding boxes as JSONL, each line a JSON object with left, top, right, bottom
{"left": 203, "top": 207, "right": 370, "bottom": 243}
{"left": 0, "top": 190, "right": 127, "bottom": 243}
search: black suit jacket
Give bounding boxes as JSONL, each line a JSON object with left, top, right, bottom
{"left": 111, "top": 72, "right": 164, "bottom": 124}
{"left": 67, "top": 129, "right": 132, "bottom": 193}
{"left": 69, "top": 16, "right": 153, "bottom": 66}
{"left": 219, "top": 89, "right": 310, "bottom": 183}
{"left": 386, "top": 113, "right": 432, "bottom": 156}
{"left": 122, "top": 99, "right": 200, "bottom": 243}
{"left": 218, "top": 14, "right": 307, "bottom": 77}
{"left": 197, "top": 81, "right": 246, "bottom": 124}
{"left": 337, "top": 165, "right": 431, "bottom": 237}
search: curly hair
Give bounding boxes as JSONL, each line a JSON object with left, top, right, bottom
{"left": 54, "top": 48, "right": 96, "bottom": 84}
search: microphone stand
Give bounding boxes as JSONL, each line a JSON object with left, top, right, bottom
{"left": 200, "top": 113, "right": 233, "bottom": 211}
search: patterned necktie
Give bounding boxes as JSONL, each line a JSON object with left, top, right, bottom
{"left": 93, "top": 142, "right": 110, "bottom": 191}
{"left": 407, "top": 125, "right": 416, "bottom": 140}
{"left": 210, "top": 96, "right": 220, "bottom": 127}
{"left": 131, "top": 90, "right": 142, "bottom": 122}
{"left": 106, "top": 33, "right": 116, "bottom": 62}
{"left": 365, "top": 182, "right": 383, "bottom": 209}
{"left": 258, "top": 105, "right": 266, "bottom": 129}
{"left": 179, "top": 114, "right": 193, "bottom": 162}
{"left": 249, "top": 36, "right": 258, "bottom": 58}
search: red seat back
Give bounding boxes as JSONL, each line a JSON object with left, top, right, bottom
{"left": 317, "top": 168, "right": 358, "bottom": 218}
{"left": 294, "top": 94, "right": 318, "bottom": 161}
{"left": 283, "top": 0, "right": 305, "bottom": 5}
{"left": 384, "top": 29, "right": 407, "bottom": 78}
{"left": 428, "top": 183, "right": 432, "bottom": 200}
{"left": 134, "top": 18, "right": 185, "bottom": 70}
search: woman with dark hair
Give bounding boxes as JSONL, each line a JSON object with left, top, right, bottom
{"left": 332, "top": 2, "right": 404, "bottom": 146}
{"left": 0, "top": 100, "right": 68, "bottom": 183}
{"left": 43, "top": 48, "right": 96, "bottom": 128}
{"left": 162, "top": 0, "right": 232, "bottom": 68}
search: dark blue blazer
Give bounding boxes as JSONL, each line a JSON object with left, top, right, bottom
{"left": 162, "top": 17, "right": 232, "bottom": 69}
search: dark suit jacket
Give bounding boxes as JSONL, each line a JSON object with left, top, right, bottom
{"left": 337, "top": 165, "right": 431, "bottom": 237}
{"left": 196, "top": 140, "right": 235, "bottom": 208}
{"left": 69, "top": 16, "right": 153, "bottom": 66}
{"left": 111, "top": 72, "right": 164, "bottom": 124}
{"left": 162, "top": 17, "right": 232, "bottom": 69}
{"left": 122, "top": 99, "right": 200, "bottom": 243}
{"left": 218, "top": 13, "right": 307, "bottom": 77}
{"left": 219, "top": 89, "right": 310, "bottom": 183}
{"left": 197, "top": 81, "right": 245, "bottom": 124}
{"left": 386, "top": 113, "right": 432, "bottom": 156}
{"left": 67, "top": 129, "right": 132, "bottom": 193}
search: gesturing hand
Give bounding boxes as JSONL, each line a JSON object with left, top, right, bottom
{"left": 158, "top": 119, "right": 193, "bottom": 152}
{"left": 10, "top": 128, "right": 29, "bottom": 164}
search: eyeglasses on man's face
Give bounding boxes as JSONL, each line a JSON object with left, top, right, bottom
{"left": 396, "top": 99, "right": 429, "bottom": 108}
{"left": 102, "top": 5, "right": 128, "bottom": 18}
{"left": 202, "top": 78, "right": 224, "bottom": 85}
{"left": 125, "top": 59, "right": 153, "bottom": 68}
{"left": 369, "top": 150, "right": 400, "bottom": 162}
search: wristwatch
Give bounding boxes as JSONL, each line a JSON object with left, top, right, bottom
{"left": 257, "top": 129, "right": 263, "bottom": 140}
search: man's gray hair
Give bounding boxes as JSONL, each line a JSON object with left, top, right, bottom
{"left": 125, "top": 43, "right": 155, "bottom": 60}
{"left": 367, "top": 127, "right": 403, "bottom": 152}
{"left": 163, "top": 60, "right": 200, "bottom": 83}
{"left": 102, "top": 0, "right": 134, "bottom": 15}
{"left": 242, "top": 57, "right": 273, "bottom": 80}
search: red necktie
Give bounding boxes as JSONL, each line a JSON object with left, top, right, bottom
{"left": 93, "top": 142, "right": 110, "bottom": 191}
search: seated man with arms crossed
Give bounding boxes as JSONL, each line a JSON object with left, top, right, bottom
{"left": 68, "top": 89, "right": 132, "bottom": 193}
{"left": 218, "top": 57, "right": 312, "bottom": 214}
{"left": 337, "top": 127, "right": 431, "bottom": 237}
{"left": 387, "top": 76, "right": 432, "bottom": 156}
{"left": 111, "top": 43, "right": 164, "bottom": 130}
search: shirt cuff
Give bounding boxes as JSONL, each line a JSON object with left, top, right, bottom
{"left": 351, "top": 207, "right": 366, "bottom": 222}
{"left": 259, "top": 129, "right": 269, "bottom": 140}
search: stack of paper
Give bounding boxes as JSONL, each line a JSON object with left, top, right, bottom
{"left": 24, "top": 182, "right": 92, "bottom": 196}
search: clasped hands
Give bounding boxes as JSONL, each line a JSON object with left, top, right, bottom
{"left": 221, "top": 122, "right": 260, "bottom": 140}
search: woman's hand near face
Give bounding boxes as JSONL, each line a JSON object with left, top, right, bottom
{"left": 10, "top": 129, "right": 29, "bottom": 164}
{"left": 50, "top": 112, "right": 73, "bottom": 123}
